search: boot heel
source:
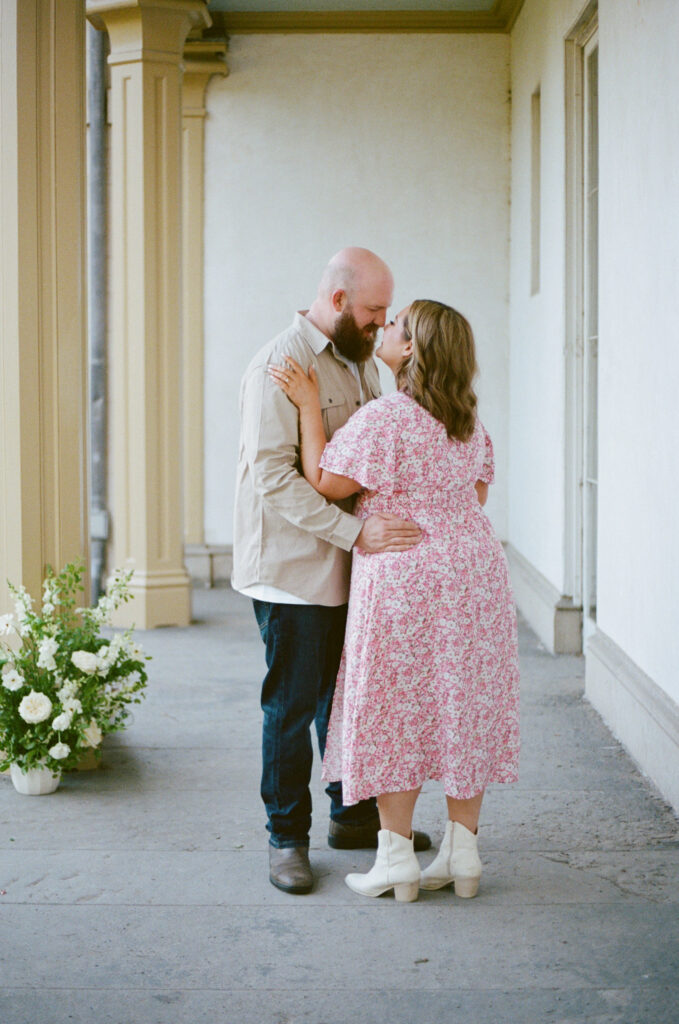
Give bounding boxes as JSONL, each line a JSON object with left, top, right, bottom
{"left": 394, "top": 881, "right": 419, "bottom": 902}
{"left": 454, "top": 876, "right": 480, "bottom": 899}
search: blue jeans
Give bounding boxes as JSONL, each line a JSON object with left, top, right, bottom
{"left": 253, "top": 599, "right": 378, "bottom": 848}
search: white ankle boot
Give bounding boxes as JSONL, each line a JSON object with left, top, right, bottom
{"left": 419, "top": 820, "right": 481, "bottom": 898}
{"left": 345, "top": 829, "right": 420, "bottom": 902}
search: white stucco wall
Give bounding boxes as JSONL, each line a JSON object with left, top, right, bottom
{"left": 203, "top": 33, "right": 510, "bottom": 547}
{"left": 596, "top": 0, "right": 679, "bottom": 702}
{"left": 508, "top": 0, "right": 593, "bottom": 593}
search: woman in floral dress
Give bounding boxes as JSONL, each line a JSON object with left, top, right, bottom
{"left": 270, "top": 300, "right": 520, "bottom": 902}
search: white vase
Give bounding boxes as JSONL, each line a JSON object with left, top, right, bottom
{"left": 10, "top": 763, "right": 61, "bottom": 795}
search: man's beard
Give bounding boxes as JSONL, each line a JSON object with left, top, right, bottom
{"left": 331, "top": 308, "right": 377, "bottom": 363}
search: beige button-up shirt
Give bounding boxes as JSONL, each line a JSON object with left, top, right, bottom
{"left": 232, "top": 312, "right": 382, "bottom": 606}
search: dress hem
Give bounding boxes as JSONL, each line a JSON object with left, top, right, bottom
{"left": 322, "top": 768, "right": 520, "bottom": 806}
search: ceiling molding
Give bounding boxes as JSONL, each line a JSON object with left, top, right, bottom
{"left": 496, "top": 0, "right": 524, "bottom": 32}
{"left": 210, "top": 1, "right": 525, "bottom": 34}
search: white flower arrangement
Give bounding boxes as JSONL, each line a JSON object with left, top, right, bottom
{"left": 0, "top": 561, "right": 149, "bottom": 775}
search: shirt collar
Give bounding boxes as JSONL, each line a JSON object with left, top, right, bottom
{"left": 294, "top": 310, "right": 355, "bottom": 368}
{"left": 294, "top": 311, "right": 332, "bottom": 356}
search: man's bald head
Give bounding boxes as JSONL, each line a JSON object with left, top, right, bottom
{"left": 318, "top": 247, "right": 393, "bottom": 306}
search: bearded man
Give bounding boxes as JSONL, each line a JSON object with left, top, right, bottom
{"left": 232, "top": 247, "right": 429, "bottom": 894}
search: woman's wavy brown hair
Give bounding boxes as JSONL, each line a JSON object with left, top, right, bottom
{"left": 397, "top": 300, "right": 478, "bottom": 441}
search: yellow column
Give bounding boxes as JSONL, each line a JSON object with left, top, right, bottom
{"left": 87, "top": 0, "right": 210, "bottom": 627}
{"left": 182, "top": 38, "right": 227, "bottom": 548}
{"left": 0, "top": 0, "right": 89, "bottom": 611}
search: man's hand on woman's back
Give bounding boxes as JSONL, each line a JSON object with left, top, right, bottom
{"left": 355, "top": 513, "right": 421, "bottom": 553}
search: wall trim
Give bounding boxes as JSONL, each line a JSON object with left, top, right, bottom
{"left": 586, "top": 630, "right": 679, "bottom": 815}
{"left": 505, "top": 543, "right": 582, "bottom": 654}
{"left": 185, "top": 543, "right": 233, "bottom": 587}
{"left": 210, "top": 1, "right": 525, "bottom": 35}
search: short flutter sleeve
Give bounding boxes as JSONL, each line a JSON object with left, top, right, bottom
{"left": 319, "top": 399, "right": 396, "bottom": 493}
{"left": 477, "top": 421, "right": 495, "bottom": 485}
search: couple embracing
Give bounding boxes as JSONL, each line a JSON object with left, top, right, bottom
{"left": 232, "top": 247, "right": 520, "bottom": 902}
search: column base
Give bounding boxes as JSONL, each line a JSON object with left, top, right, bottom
{"left": 184, "top": 543, "right": 232, "bottom": 587}
{"left": 505, "top": 543, "right": 582, "bottom": 655}
{"left": 111, "top": 569, "right": 192, "bottom": 628}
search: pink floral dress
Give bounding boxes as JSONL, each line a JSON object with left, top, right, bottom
{"left": 320, "top": 391, "right": 520, "bottom": 804}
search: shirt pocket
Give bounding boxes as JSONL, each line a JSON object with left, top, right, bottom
{"left": 319, "top": 389, "right": 351, "bottom": 439}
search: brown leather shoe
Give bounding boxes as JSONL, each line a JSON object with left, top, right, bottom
{"left": 269, "top": 845, "right": 314, "bottom": 894}
{"left": 328, "top": 819, "right": 431, "bottom": 852}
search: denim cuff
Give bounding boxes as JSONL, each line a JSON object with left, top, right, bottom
{"left": 268, "top": 838, "right": 310, "bottom": 850}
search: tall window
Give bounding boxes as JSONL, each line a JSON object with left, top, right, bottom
{"left": 583, "top": 38, "right": 599, "bottom": 627}
{"left": 565, "top": 5, "right": 599, "bottom": 648}
{"left": 530, "top": 86, "right": 541, "bottom": 295}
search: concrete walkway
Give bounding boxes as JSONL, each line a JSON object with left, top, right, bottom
{"left": 1, "top": 586, "right": 678, "bottom": 1024}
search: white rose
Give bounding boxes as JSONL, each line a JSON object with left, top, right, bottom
{"left": 48, "top": 742, "right": 70, "bottom": 760}
{"left": 57, "top": 680, "right": 78, "bottom": 701}
{"left": 83, "top": 720, "right": 103, "bottom": 748}
{"left": 37, "top": 637, "right": 59, "bottom": 671}
{"left": 71, "top": 650, "right": 99, "bottom": 674}
{"left": 0, "top": 613, "right": 15, "bottom": 636}
{"left": 18, "top": 690, "right": 53, "bottom": 723}
{"left": 2, "top": 668, "right": 25, "bottom": 691}
{"left": 62, "top": 696, "right": 83, "bottom": 715}
{"left": 52, "top": 711, "right": 73, "bottom": 731}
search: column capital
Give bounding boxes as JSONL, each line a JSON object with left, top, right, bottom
{"left": 183, "top": 37, "right": 228, "bottom": 116}
{"left": 87, "top": 0, "right": 211, "bottom": 64}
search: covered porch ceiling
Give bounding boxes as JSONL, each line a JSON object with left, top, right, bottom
{"left": 207, "top": 0, "right": 525, "bottom": 33}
